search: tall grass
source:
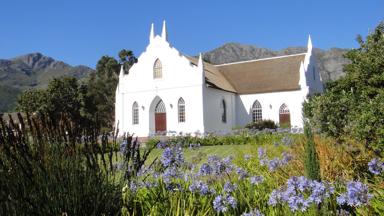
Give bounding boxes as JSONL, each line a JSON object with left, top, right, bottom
{"left": 0, "top": 113, "right": 122, "bottom": 215}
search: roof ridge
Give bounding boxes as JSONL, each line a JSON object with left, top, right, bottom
{"left": 215, "top": 53, "right": 307, "bottom": 67}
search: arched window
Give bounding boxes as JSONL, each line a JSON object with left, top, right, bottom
{"left": 178, "top": 98, "right": 185, "bottom": 123}
{"left": 279, "top": 104, "right": 290, "bottom": 114}
{"left": 132, "top": 102, "right": 139, "bottom": 125}
{"left": 221, "top": 99, "right": 227, "bottom": 123}
{"left": 252, "top": 100, "right": 262, "bottom": 122}
{"left": 153, "top": 59, "right": 162, "bottom": 79}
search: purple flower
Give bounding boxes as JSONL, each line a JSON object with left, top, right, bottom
{"left": 281, "top": 136, "right": 294, "bottom": 146}
{"left": 241, "top": 209, "right": 264, "bottom": 216}
{"left": 160, "top": 146, "right": 184, "bottom": 167}
{"left": 368, "top": 158, "right": 384, "bottom": 175}
{"left": 236, "top": 167, "right": 249, "bottom": 180}
{"left": 199, "top": 163, "right": 212, "bottom": 176}
{"left": 257, "top": 147, "right": 266, "bottom": 159}
{"left": 268, "top": 158, "right": 281, "bottom": 171}
{"left": 268, "top": 189, "right": 283, "bottom": 206}
{"left": 337, "top": 181, "right": 373, "bottom": 207}
{"left": 269, "top": 176, "right": 335, "bottom": 212}
{"left": 281, "top": 152, "right": 293, "bottom": 164}
{"left": 156, "top": 140, "right": 167, "bottom": 149}
{"left": 213, "top": 194, "right": 237, "bottom": 213}
{"left": 204, "top": 155, "right": 234, "bottom": 176}
{"left": 250, "top": 175, "right": 264, "bottom": 185}
{"left": 189, "top": 180, "right": 212, "bottom": 195}
{"left": 244, "top": 154, "right": 251, "bottom": 161}
{"left": 223, "top": 182, "right": 237, "bottom": 193}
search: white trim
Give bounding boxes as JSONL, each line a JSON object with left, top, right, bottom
{"left": 215, "top": 53, "right": 307, "bottom": 67}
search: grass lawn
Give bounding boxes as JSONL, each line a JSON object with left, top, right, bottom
{"left": 145, "top": 144, "right": 258, "bottom": 165}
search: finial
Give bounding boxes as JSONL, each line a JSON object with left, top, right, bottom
{"left": 161, "top": 20, "right": 167, "bottom": 41}
{"left": 149, "top": 23, "right": 155, "bottom": 42}
{"left": 198, "top": 53, "right": 203, "bottom": 67}
{"left": 307, "top": 34, "right": 313, "bottom": 52}
{"left": 119, "top": 64, "right": 124, "bottom": 77}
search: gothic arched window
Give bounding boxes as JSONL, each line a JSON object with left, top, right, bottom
{"left": 252, "top": 100, "right": 262, "bottom": 122}
{"left": 178, "top": 98, "right": 185, "bottom": 123}
{"left": 221, "top": 99, "right": 227, "bottom": 123}
{"left": 132, "top": 102, "right": 139, "bottom": 125}
{"left": 153, "top": 59, "right": 162, "bottom": 79}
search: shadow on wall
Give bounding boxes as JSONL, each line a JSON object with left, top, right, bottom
{"left": 235, "top": 97, "right": 251, "bottom": 127}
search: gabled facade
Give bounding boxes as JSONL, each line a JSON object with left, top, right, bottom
{"left": 115, "top": 21, "right": 323, "bottom": 137}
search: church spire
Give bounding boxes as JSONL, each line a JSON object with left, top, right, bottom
{"left": 307, "top": 34, "right": 313, "bottom": 52}
{"left": 198, "top": 53, "right": 203, "bottom": 68}
{"left": 119, "top": 64, "right": 124, "bottom": 78}
{"left": 161, "top": 20, "right": 168, "bottom": 42}
{"left": 149, "top": 23, "right": 155, "bottom": 43}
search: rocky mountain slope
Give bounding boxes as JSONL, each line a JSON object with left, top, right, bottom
{"left": 0, "top": 53, "right": 94, "bottom": 112}
{"left": 202, "top": 43, "right": 350, "bottom": 81}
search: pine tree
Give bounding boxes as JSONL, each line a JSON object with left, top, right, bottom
{"left": 304, "top": 122, "right": 321, "bottom": 180}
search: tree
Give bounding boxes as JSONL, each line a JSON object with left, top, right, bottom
{"left": 304, "top": 22, "right": 384, "bottom": 154}
{"left": 86, "top": 50, "right": 137, "bottom": 130}
{"left": 119, "top": 49, "right": 138, "bottom": 74}
{"left": 17, "top": 77, "right": 84, "bottom": 125}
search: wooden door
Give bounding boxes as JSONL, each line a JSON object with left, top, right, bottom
{"left": 279, "top": 113, "right": 291, "bottom": 128}
{"left": 155, "top": 113, "right": 167, "bottom": 133}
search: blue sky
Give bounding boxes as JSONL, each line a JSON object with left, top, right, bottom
{"left": 0, "top": 0, "right": 383, "bottom": 68}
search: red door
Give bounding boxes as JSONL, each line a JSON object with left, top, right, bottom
{"left": 279, "top": 113, "right": 291, "bottom": 128}
{"left": 155, "top": 113, "right": 167, "bottom": 133}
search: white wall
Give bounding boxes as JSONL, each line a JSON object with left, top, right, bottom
{"left": 203, "top": 87, "right": 236, "bottom": 133}
{"left": 236, "top": 90, "right": 306, "bottom": 128}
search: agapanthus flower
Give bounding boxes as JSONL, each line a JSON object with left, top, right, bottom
{"left": 189, "top": 180, "right": 212, "bottom": 195}
{"left": 337, "top": 181, "right": 373, "bottom": 207}
{"left": 368, "top": 158, "right": 384, "bottom": 175}
{"left": 213, "top": 194, "right": 237, "bottom": 213}
{"left": 223, "top": 182, "right": 237, "bottom": 193}
{"left": 160, "top": 146, "right": 184, "bottom": 167}
{"left": 204, "top": 155, "right": 235, "bottom": 176}
{"left": 269, "top": 176, "right": 335, "bottom": 212}
{"left": 241, "top": 208, "right": 264, "bottom": 216}
{"left": 119, "top": 140, "right": 127, "bottom": 153}
{"left": 250, "top": 175, "right": 264, "bottom": 185}
{"left": 236, "top": 167, "right": 249, "bottom": 180}
{"left": 281, "top": 136, "right": 294, "bottom": 146}
{"left": 156, "top": 140, "right": 167, "bottom": 149}
{"left": 258, "top": 147, "right": 266, "bottom": 159}
{"left": 199, "top": 163, "right": 213, "bottom": 176}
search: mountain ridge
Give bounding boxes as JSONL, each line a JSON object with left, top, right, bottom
{"left": 0, "top": 52, "right": 95, "bottom": 112}
{"left": 202, "top": 43, "right": 350, "bottom": 81}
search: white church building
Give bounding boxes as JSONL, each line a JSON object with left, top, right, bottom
{"left": 115, "top": 21, "right": 324, "bottom": 137}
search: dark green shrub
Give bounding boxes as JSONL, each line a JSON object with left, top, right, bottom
{"left": 304, "top": 122, "right": 321, "bottom": 180}
{"left": 245, "top": 119, "right": 277, "bottom": 130}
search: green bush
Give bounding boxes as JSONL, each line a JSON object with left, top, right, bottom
{"left": 304, "top": 22, "right": 384, "bottom": 154}
{"left": 245, "top": 119, "right": 277, "bottom": 130}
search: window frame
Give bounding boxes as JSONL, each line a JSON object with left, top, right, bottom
{"left": 221, "top": 99, "right": 227, "bottom": 123}
{"left": 251, "top": 100, "right": 262, "bottom": 122}
{"left": 132, "top": 102, "right": 139, "bottom": 125}
{"left": 153, "top": 59, "right": 162, "bottom": 79}
{"left": 178, "top": 98, "right": 185, "bottom": 123}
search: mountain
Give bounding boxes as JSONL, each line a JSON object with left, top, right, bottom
{"left": 0, "top": 53, "right": 94, "bottom": 112}
{"left": 202, "top": 43, "right": 350, "bottom": 82}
